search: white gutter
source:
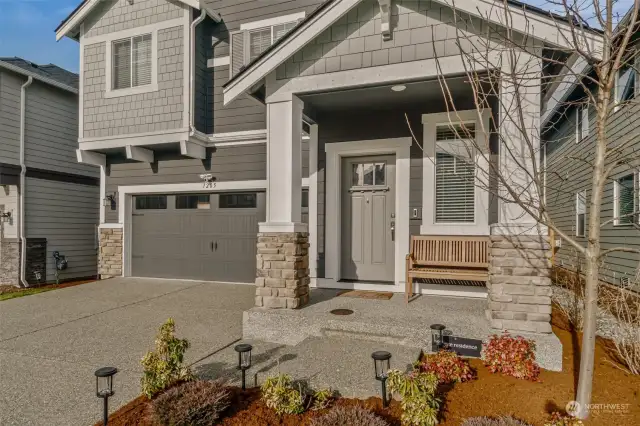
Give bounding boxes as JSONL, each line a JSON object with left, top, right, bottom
{"left": 18, "top": 76, "right": 33, "bottom": 288}
{"left": 189, "top": 9, "right": 208, "bottom": 136}
{"left": 0, "top": 61, "right": 77, "bottom": 94}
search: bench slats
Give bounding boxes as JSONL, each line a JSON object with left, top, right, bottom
{"left": 405, "top": 235, "right": 490, "bottom": 303}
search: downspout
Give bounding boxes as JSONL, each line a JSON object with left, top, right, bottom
{"left": 189, "top": 9, "right": 208, "bottom": 136}
{"left": 18, "top": 76, "right": 33, "bottom": 288}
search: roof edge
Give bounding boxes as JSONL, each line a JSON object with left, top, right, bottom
{"left": 0, "top": 61, "right": 79, "bottom": 94}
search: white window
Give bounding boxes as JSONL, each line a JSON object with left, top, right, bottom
{"left": 615, "top": 55, "right": 638, "bottom": 108}
{"left": 576, "top": 104, "right": 588, "bottom": 142}
{"left": 434, "top": 123, "right": 476, "bottom": 223}
{"left": 230, "top": 13, "right": 304, "bottom": 76}
{"left": 575, "top": 190, "right": 586, "bottom": 237}
{"left": 112, "top": 34, "right": 152, "bottom": 90}
{"left": 614, "top": 173, "right": 638, "bottom": 225}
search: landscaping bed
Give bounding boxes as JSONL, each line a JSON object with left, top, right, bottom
{"left": 0, "top": 279, "right": 95, "bottom": 301}
{"left": 99, "top": 307, "right": 639, "bottom": 426}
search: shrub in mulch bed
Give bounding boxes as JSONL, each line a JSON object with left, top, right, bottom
{"left": 417, "top": 350, "right": 475, "bottom": 384}
{"left": 461, "top": 416, "right": 531, "bottom": 426}
{"left": 310, "top": 405, "right": 389, "bottom": 426}
{"left": 482, "top": 333, "right": 540, "bottom": 381}
{"left": 544, "top": 412, "right": 585, "bottom": 426}
{"left": 151, "top": 379, "right": 230, "bottom": 426}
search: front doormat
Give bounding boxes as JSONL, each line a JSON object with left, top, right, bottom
{"left": 337, "top": 290, "right": 394, "bottom": 300}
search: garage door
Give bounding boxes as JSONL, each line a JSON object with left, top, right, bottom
{"left": 131, "top": 192, "right": 265, "bottom": 282}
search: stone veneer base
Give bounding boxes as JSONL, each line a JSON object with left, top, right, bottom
{"left": 255, "top": 232, "right": 310, "bottom": 309}
{"left": 0, "top": 239, "right": 20, "bottom": 285}
{"left": 99, "top": 228, "right": 123, "bottom": 279}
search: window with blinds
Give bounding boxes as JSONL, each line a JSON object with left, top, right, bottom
{"left": 615, "top": 174, "right": 637, "bottom": 225}
{"left": 434, "top": 123, "right": 476, "bottom": 223}
{"left": 230, "top": 19, "right": 300, "bottom": 77}
{"left": 576, "top": 190, "right": 586, "bottom": 237}
{"left": 112, "top": 34, "right": 152, "bottom": 90}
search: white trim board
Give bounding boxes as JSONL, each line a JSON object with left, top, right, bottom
{"left": 324, "top": 137, "right": 412, "bottom": 292}
{"left": 208, "top": 56, "right": 230, "bottom": 68}
{"left": 314, "top": 278, "right": 488, "bottom": 298}
{"left": 240, "top": 12, "right": 307, "bottom": 31}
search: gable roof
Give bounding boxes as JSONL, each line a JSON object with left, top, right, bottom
{"left": 55, "top": 0, "right": 201, "bottom": 41}
{"left": 223, "top": 0, "right": 604, "bottom": 105}
{"left": 0, "top": 57, "right": 78, "bottom": 93}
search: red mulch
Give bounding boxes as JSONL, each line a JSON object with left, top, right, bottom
{"left": 0, "top": 279, "right": 96, "bottom": 295}
{"left": 98, "top": 307, "right": 640, "bottom": 426}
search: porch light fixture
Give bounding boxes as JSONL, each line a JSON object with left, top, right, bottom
{"left": 371, "top": 351, "right": 391, "bottom": 407}
{"left": 391, "top": 85, "right": 406, "bottom": 92}
{"left": 0, "top": 211, "right": 11, "bottom": 223}
{"left": 102, "top": 193, "right": 116, "bottom": 209}
{"left": 430, "top": 324, "right": 446, "bottom": 352}
{"left": 94, "top": 366, "right": 118, "bottom": 426}
{"left": 234, "top": 343, "right": 253, "bottom": 390}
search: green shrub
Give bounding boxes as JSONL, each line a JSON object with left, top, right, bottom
{"left": 544, "top": 412, "right": 584, "bottom": 426}
{"left": 151, "top": 380, "right": 230, "bottom": 426}
{"left": 462, "top": 416, "right": 532, "bottom": 426}
{"left": 310, "top": 388, "right": 334, "bottom": 411}
{"left": 387, "top": 369, "right": 440, "bottom": 426}
{"left": 260, "top": 374, "right": 305, "bottom": 415}
{"left": 418, "top": 350, "right": 475, "bottom": 384}
{"left": 141, "top": 318, "right": 194, "bottom": 398}
{"left": 310, "top": 405, "right": 389, "bottom": 426}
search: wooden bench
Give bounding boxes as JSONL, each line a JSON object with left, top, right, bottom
{"left": 405, "top": 236, "right": 490, "bottom": 302}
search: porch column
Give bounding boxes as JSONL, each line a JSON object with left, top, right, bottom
{"left": 488, "top": 52, "right": 552, "bottom": 334}
{"left": 255, "top": 95, "right": 310, "bottom": 309}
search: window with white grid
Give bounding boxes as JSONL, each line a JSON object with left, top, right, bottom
{"left": 112, "top": 33, "right": 152, "bottom": 90}
{"left": 614, "top": 173, "right": 638, "bottom": 225}
{"left": 434, "top": 123, "right": 476, "bottom": 223}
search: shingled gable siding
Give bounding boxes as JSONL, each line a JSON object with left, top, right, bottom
{"left": 545, "top": 100, "right": 640, "bottom": 288}
{"left": 276, "top": 0, "right": 479, "bottom": 80}
{"left": 82, "top": 0, "right": 186, "bottom": 139}
{"left": 205, "top": 0, "right": 324, "bottom": 133}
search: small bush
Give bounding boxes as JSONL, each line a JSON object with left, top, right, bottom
{"left": 483, "top": 333, "right": 540, "bottom": 381}
{"left": 387, "top": 369, "right": 440, "bottom": 426}
{"left": 260, "top": 374, "right": 305, "bottom": 415}
{"left": 462, "top": 416, "right": 531, "bottom": 426}
{"left": 418, "top": 350, "right": 475, "bottom": 384}
{"left": 310, "top": 405, "right": 389, "bottom": 426}
{"left": 151, "top": 380, "right": 230, "bottom": 426}
{"left": 544, "top": 412, "right": 584, "bottom": 426}
{"left": 141, "top": 318, "right": 194, "bottom": 398}
{"left": 310, "top": 388, "right": 334, "bottom": 411}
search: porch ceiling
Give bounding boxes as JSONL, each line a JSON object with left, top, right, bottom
{"left": 299, "top": 76, "right": 483, "bottom": 114}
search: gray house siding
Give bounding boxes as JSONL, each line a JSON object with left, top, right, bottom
{"left": 545, "top": 99, "right": 640, "bottom": 286}
{"left": 205, "top": 0, "right": 325, "bottom": 134}
{"left": 104, "top": 142, "right": 309, "bottom": 223}
{"left": 0, "top": 185, "right": 19, "bottom": 239}
{"left": 0, "top": 71, "right": 22, "bottom": 166}
{"left": 195, "top": 18, "right": 215, "bottom": 133}
{"left": 25, "top": 81, "right": 98, "bottom": 177}
{"left": 25, "top": 178, "right": 99, "bottom": 282}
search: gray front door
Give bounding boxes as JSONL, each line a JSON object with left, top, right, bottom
{"left": 131, "top": 192, "right": 265, "bottom": 282}
{"left": 341, "top": 155, "right": 395, "bottom": 282}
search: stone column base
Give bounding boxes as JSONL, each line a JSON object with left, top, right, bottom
{"left": 99, "top": 228, "right": 123, "bottom": 279}
{"left": 255, "top": 232, "right": 310, "bottom": 309}
{"left": 0, "top": 238, "right": 20, "bottom": 285}
{"left": 488, "top": 234, "right": 552, "bottom": 334}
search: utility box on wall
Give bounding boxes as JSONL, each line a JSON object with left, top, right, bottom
{"left": 25, "top": 238, "right": 46, "bottom": 285}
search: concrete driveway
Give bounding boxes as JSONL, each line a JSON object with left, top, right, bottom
{"left": 0, "top": 278, "right": 255, "bottom": 426}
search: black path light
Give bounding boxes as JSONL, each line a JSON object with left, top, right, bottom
{"left": 430, "top": 324, "right": 446, "bottom": 352}
{"left": 94, "top": 366, "right": 117, "bottom": 426}
{"left": 234, "top": 343, "right": 253, "bottom": 390}
{"left": 371, "top": 351, "right": 392, "bottom": 408}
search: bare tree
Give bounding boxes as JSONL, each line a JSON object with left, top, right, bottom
{"left": 417, "top": 0, "right": 640, "bottom": 419}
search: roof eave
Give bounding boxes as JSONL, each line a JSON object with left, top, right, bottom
{"left": 0, "top": 61, "right": 78, "bottom": 94}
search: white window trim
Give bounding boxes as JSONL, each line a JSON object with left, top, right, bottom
{"left": 421, "top": 110, "right": 492, "bottom": 235}
{"left": 239, "top": 12, "right": 306, "bottom": 31}
{"left": 613, "top": 60, "right": 637, "bottom": 112}
{"left": 103, "top": 26, "right": 165, "bottom": 99}
{"left": 575, "top": 190, "right": 586, "bottom": 237}
{"left": 576, "top": 104, "right": 588, "bottom": 143}
{"left": 613, "top": 172, "right": 638, "bottom": 226}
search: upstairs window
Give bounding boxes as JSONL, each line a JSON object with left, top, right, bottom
{"left": 575, "top": 190, "right": 586, "bottom": 237}
{"left": 434, "top": 123, "right": 476, "bottom": 223}
{"left": 614, "top": 173, "right": 637, "bottom": 225}
{"left": 112, "top": 34, "right": 152, "bottom": 90}
{"left": 615, "top": 53, "right": 638, "bottom": 107}
{"left": 230, "top": 13, "right": 304, "bottom": 76}
{"left": 576, "top": 104, "right": 589, "bottom": 142}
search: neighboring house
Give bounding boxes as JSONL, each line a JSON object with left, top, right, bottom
{"left": 0, "top": 58, "right": 100, "bottom": 286}
{"left": 57, "top": 0, "right": 601, "bottom": 334}
{"left": 542, "top": 29, "right": 640, "bottom": 289}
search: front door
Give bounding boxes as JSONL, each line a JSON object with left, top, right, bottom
{"left": 341, "top": 155, "right": 395, "bottom": 282}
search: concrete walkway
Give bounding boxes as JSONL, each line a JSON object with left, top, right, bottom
{"left": 0, "top": 278, "right": 255, "bottom": 426}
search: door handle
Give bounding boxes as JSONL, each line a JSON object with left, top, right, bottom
{"left": 215, "top": 242, "right": 218, "bottom": 251}
{"left": 390, "top": 221, "right": 395, "bottom": 242}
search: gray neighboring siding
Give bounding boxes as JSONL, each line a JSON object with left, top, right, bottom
{"left": 277, "top": 0, "right": 478, "bottom": 79}
{"left": 104, "top": 142, "right": 309, "bottom": 223}
{"left": 195, "top": 18, "right": 215, "bottom": 133}
{"left": 84, "top": 0, "right": 184, "bottom": 38}
{"left": 545, "top": 100, "right": 640, "bottom": 286}
{"left": 206, "top": 0, "right": 325, "bottom": 134}
{"left": 24, "top": 81, "right": 97, "bottom": 177}
{"left": 0, "top": 71, "right": 22, "bottom": 166}
{"left": 25, "top": 178, "right": 99, "bottom": 282}
{"left": 83, "top": 24, "right": 185, "bottom": 139}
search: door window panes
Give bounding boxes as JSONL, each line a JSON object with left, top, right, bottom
{"left": 176, "top": 194, "right": 210, "bottom": 209}
{"left": 220, "top": 193, "right": 258, "bottom": 208}
{"left": 135, "top": 195, "right": 167, "bottom": 210}
{"left": 351, "top": 162, "right": 386, "bottom": 186}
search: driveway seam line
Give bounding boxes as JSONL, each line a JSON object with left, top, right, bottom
{"left": 0, "top": 282, "right": 207, "bottom": 344}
